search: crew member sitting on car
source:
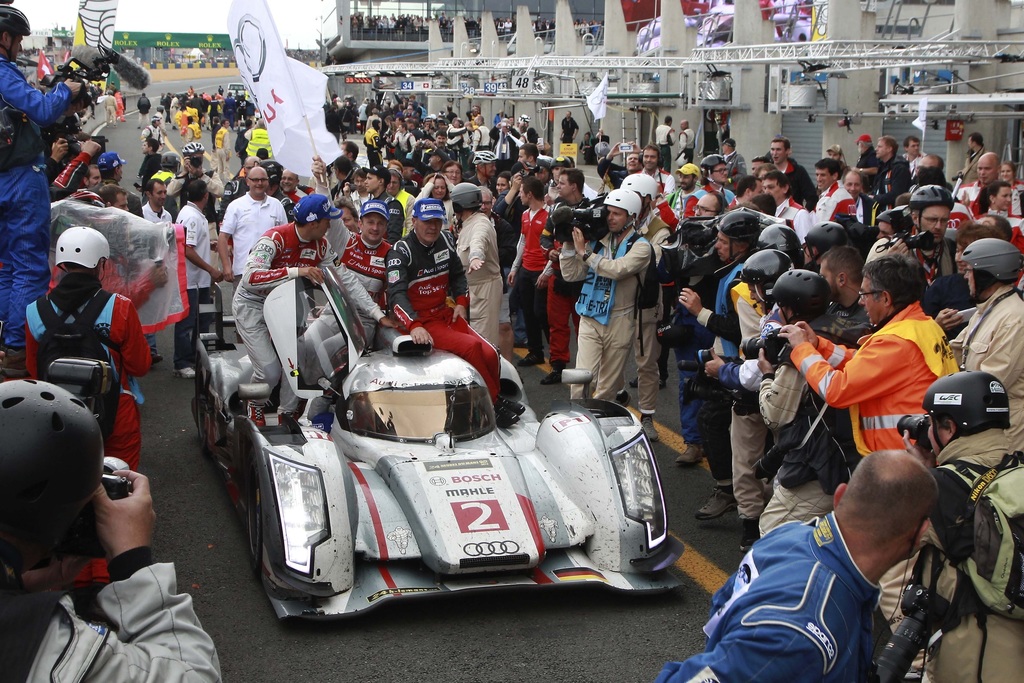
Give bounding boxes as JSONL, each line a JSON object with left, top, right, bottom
{"left": 387, "top": 198, "right": 524, "bottom": 428}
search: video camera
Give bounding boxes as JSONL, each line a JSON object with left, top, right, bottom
{"left": 660, "top": 216, "right": 722, "bottom": 286}
{"left": 41, "top": 46, "right": 123, "bottom": 108}
{"left": 550, "top": 196, "right": 609, "bottom": 244}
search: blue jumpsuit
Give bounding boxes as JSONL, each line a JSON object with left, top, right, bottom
{"left": 656, "top": 514, "right": 880, "bottom": 683}
{"left": 0, "top": 56, "right": 72, "bottom": 348}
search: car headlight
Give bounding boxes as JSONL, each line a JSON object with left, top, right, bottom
{"left": 609, "top": 437, "right": 667, "bottom": 549}
{"left": 268, "top": 453, "right": 330, "bottom": 576}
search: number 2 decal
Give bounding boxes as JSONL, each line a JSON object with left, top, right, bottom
{"left": 450, "top": 500, "right": 510, "bottom": 533}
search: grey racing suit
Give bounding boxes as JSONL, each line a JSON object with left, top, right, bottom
{"left": 26, "top": 562, "right": 221, "bottom": 682}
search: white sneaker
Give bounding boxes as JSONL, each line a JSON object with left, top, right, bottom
{"left": 173, "top": 367, "right": 196, "bottom": 379}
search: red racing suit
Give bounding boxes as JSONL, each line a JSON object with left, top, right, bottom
{"left": 343, "top": 232, "right": 391, "bottom": 307}
{"left": 386, "top": 230, "right": 500, "bottom": 401}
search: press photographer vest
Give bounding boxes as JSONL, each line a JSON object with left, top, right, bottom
{"left": 576, "top": 236, "right": 634, "bottom": 324}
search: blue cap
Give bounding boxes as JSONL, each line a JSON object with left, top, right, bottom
{"left": 97, "top": 151, "right": 126, "bottom": 172}
{"left": 412, "top": 198, "right": 445, "bottom": 221}
{"left": 360, "top": 199, "right": 390, "bottom": 220}
{"left": 294, "top": 194, "right": 342, "bottom": 224}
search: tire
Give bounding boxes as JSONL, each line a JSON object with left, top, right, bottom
{"left": 193, "top": 369, "right": 212, "bottom": 458}
{"left": 247, "top": 462, "right": 264, "bottom": 577}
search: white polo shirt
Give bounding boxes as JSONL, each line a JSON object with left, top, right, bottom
{"left": 220, "top": 193, "right": 287, "bottom": 276}
{"left": 178, "top": 202, "right": 212, "bottom": 289}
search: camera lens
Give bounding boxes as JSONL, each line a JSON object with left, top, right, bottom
{"left": 896, "top": 414, "right": 931, "bottom": 444}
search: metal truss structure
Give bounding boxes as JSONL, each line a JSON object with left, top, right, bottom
{"left": 323, "top": 39, "right": 1024, "bottom": 77}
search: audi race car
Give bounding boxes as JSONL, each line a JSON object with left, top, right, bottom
{"left": 193, "top": 266, "right": 682, "bottom": 618}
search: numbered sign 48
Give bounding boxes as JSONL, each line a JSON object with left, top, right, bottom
{"left": 505, "top": 75, "right": 532, "bottom": 92}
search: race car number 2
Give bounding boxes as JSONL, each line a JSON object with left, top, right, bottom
{"left": 450, "top": 500, "right": 510, "bottom": 533}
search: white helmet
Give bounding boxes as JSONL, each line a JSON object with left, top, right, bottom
{"left": 621, "top": 173, "right": 658, "bottom": 200}
{"left": 56, "top": 227, "right": 110, "bottom": 269}
{"left": 181, "top": 141, "right": 205, "bottom": 156}
{"left": 473, "top": 150, "right": 497, "bottom": 165}
{"left": 604, "top": 189, "right": 642, "bottom": 217}
{"left": 518, "top": 114, "right": 531, "bottom": 124}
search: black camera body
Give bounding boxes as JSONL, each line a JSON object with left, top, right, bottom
{"left": 873, "top": 584, "right": 931, "bottom": 683}
{"left": 741, "top": 327, "right": 788, "bottom": 365}
{"left": 54, "top": 467, "right": 132, "bottom": 558}
{"left": 678, "top": 349, "right": 735, "bottom": 404}
{"left": 551, "top": 198, "right": 609, "bottom": 244}
{"left": 880, "top": 229, "right": 935, "bottom": 253}
{"left": 897, "top": 414, "right": 932, "bottom": 445}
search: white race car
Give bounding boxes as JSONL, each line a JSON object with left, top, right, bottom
{"left": 193, "top": 267, "right": 682, "bottom": 619}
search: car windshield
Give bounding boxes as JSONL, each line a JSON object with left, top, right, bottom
{"left": 347, "top": 383, "right": 494, "bottom": 442}
{"left": 292, "top": 270, "right": 365, "bottom": 389}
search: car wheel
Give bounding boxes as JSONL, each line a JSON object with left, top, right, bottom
{"left": 247, "top": 463, "right": 264, "bottom": 577}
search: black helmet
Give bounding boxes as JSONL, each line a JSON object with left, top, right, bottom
{"left": 804, "top": 221, "right": 849, "bottom": 257}
{"left": 961, "top": 238, "right": 1024, "bottom": 290}
{"left": 908, "top": 184, "right": 954, "bottom": 212}
{"left": 924, "top": 371, "right": 1010, "bottom": 436}
{"left": 757, "top": 224, "right": 805, "bottom": 267}
{"left": 741, "top": 250, "right": 793, "bottom": 304}
{"left": 0, "top": 380, "right": 104, "bottom": 547}
{"left": 260, "top": 160, "right": 284, "bottom": 185}
{"left": 0, "top": 6, "right": 31, "bottom": 38}
{"left": 160, "top": 152, "right": 180, "bottom": 172}
{"left": 451, "top": 182, "right": 483, "bottom": 212}
{"left": 718, "top": 208, "right": 762, "bottom": 245}
{"left": 875, "top": 206, "right": 913, "bottom": 234}
{"left": 772, "top": 269, "right": 831, "bottom": 321}
{"left": 700, "top": 154, "right": 726, "bottom": 172}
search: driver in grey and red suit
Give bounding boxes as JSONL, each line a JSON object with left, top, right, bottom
{"left": 234, "top": 193, "right": 391, "bottom": 427}
{"left": 387, "top": 197, "right": 524, "bottom": 427}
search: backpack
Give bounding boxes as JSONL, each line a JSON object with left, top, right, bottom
{"left": 627, "top": 233, "right": 661, "bottom": 310}
{"left": 34, "top": 292, "right": 122, "bottom": 438}
{"left": 931, "top": 452, "right": 1024, "bottom": 620}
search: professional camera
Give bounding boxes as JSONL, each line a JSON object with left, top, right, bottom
{"left": 550, "top": 196, "right": 609, "bottom": 244}
{"left": 897, "top": 414, "right": 932, "bottom": 445}
{"left": 740, "top": 327, "right": 788, "bottom": 364}
{"left": 54, "top": 457, "right": 133, "bottom": 557}
{"left": 678, "top": 349, "right": 734, "bottom": 404}
{"left": 873, "top": 584, "right": 931, "bottom": 683}
{"left": 676, "top": 216, "right": 720, "bottom": 254}
{"left": 657, "top": 322, "right": 694, "bottom": 348}
{"left": 877, "top": 229, "right": 935, "bottom": 254}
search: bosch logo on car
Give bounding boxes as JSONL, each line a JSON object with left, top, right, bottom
{"left": 463, "top": 541, "right": 520, "bottom": 556}
{"left": 450, "top": 474, "right": 501, "bottom": 483}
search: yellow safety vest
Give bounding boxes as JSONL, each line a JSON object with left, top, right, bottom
{"left": 246, "top": 128, "right": 272, "bottom": 157}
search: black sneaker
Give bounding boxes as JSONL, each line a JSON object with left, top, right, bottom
{"left": 614, "top": 389, "right": 630, "bottom": 406}
{"left": 740, "top": 517, "right": 761, "bottom": 553}
{"left": 517, "top": 352, "right": 545, "bottom": 367}
{"left": 539, "top": 369, "right": 562, "bottom": 385}
{"left": 628, "top": 376, "right": 639, "bottom": 388}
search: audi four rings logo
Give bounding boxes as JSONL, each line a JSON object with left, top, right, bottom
{"left": 463, "top": 541, "right": 520, "bottom": 556}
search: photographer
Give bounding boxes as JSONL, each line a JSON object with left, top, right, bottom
{"left": 0, "top": 5, "right": 85, "bottom": 376}
{"left": 0, "top": 380, "right": 221, "bottom": 681}
{"left": 560, "top": 189, "right": 651, "bottom": 401}
{"left": 890, "top": 372, "right": 1024, "bottom": 683}
{"left": 868, "top": 186, "right": 956, "bottom": 285}
{"left": 677, "top": 210, "right": 760, "bottom": 519}
{"left": 49, "top": 137, "right": 103, "bottom": 200}
{"left": 167, "top": 141, "right": 225, "bottom": 231}
{"left": 756, "top": 269, "right": 861, "bottom": 534}
{"left": 656, "top": 450, "right": 936, "bottom": 683}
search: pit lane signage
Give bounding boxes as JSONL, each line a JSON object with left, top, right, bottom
{"left": 399, "top": 80, "right": 433, "bottom": 92}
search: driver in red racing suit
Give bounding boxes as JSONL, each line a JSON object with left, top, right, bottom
{"left": 387, "top": 198, "right": 524, "bottom": 427}
{"left": 234, "top": 193, "right": 390, "bottom": 426}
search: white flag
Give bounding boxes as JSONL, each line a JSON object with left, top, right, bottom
{"left": 228, "top": 0, "right": 340, "bottom": 176}
{"left": 587, "top": 73, "right": 609, "bottom": 122}
{"left": 912, "top": 96, "right": 928, "bottom": 133}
